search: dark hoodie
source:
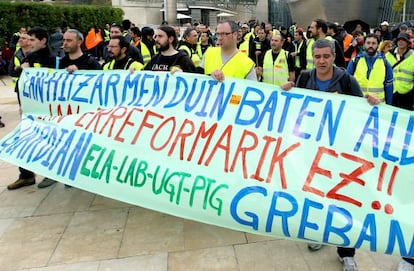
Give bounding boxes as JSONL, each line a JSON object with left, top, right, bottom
{"left": 297, "top": 66, "right": 363, "bottom": 97}
{"left": 24, "top": 46, "right": 56, "bottom": 68}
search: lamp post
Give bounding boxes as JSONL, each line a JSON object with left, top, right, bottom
{"left": 402, "top": 0, "right": 406, "bottom": 21}
{"left": 164, "top": 0, "right": 177, "bottom": 24}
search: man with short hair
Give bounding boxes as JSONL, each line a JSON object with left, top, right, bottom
{"left": 104, "top": 24, "right": 143, "bottom": 64}
{"left": 258, "top": 33, "right": 295, "bottom": 86}
{"left": 178, "top": 27, "right": 201, "bottom": 67}
{"left": 291, "top": 29, "right": 307, "bottom": 79}
{"left": 295, "top": 39, "right": 380, "bottom": 271}
{"left": 306, "top": 18, "right": 345, "bottom": 70}
{"left": 144, "top": 26, "right": 195, "bottom": 73}
{"left": 61, "top": 29, "right": 101, "bottom": 72}
{"left": 199, "top": 20, "right": 256, "bottom": 81}
{"left": 250, "top": 26, "right": 270, "bottom": 68}
{"left": 49, "top": 27, "right": 64, "bottom": 58}
{"left": 103, "top": 35, "right": 144, "bottom": 71}
{"left": 141, "top": 27, "right": 157, "bottom": 65}
{"left": 264, "top": 23, "right": 274, "bottom": 39}
{"left": 36, "top": 28, "right": 103, "bottom": 189}
{"left": 7, "top": 26, "right": 56, "bottom": 190}
{"left": 199, "top": 32, "right": 212, "bottom": 55}
{"left": 7, "top": 31, "right": 30, "bottom": 129}
{"left": 9, "top": 26, "right": 26, "bottom": 51}
{"left": 130, "top": 26, "right": 142, "bottom": 48}
{"left": 347, "top": 33, "right": 393, "bottom": 105}
{"left": 9, "top": 32, "right": 30, "bottom": 94}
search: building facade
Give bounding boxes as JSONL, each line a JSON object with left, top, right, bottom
{"left": 113, "top": 0, "right": 413, "bottom": 30}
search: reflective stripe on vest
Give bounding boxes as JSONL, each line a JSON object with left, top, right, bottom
{"left": 353, "top": 57, "right": 386, "bottom": 101}
{"left": 11, "top": 55, "right": 22, "bottom": 87}
{"left": 262, "top": 49, "right": 289, "bottom": 86}
{"left": 140, "top": 43, "right": 152, "bottom": 65}
{"left": 393, "top": 51, "right": 414, "bottom": 94}
{"left": 294, "top": 40, "right": 304, "bottom": 68}
{"left": 103, "top": 58, "right": 143, "bottom": 70}
{"left": 104, "top": 29, "right": 110, "bottom": 42}
{"left": 203, "top": 47, "right": 255, "bottom": 79}
{"left": 239, "top": 39, "right": 250, "bottom": 56}
{"left": 179, "top": 44, "right": 201, "bottom": 67}
{"left": 306, "top": 38, "right": 315, "bottom": 69}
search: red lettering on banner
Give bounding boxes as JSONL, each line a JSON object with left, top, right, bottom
{"left": 114, "top": 108, "right": 143, "bottom": 143}
{"left": 265, "top": 138, "right": 300, "bottom": 188}
{"left": 56, "top": 104, "right": 80, "bottom": 116}
{"left": 47, "top": 103, "right": 81, "bottom": 123}
{"left": 192, "top": 122, "right": 218, "bottom": 164}
{"left": 131, "top": 110, "right": 164, "bottom": 145}
{"left": 168, "top": 119, "right": 196, "bottom": 160}
{"left": 99, "top": 107, "right": 128, "bottom": 137}
{"left": 230, "top": 130, "right": 259, "bottom": 179}
{"left": 303, "top": 147, "right": 375, "bottom": 206}
{"left": 74, "top": 111, "right": 95, "bottom": 128}
{"left": 150, "top": 116, "right": 176, "bottom": 151}
{"left": 327, "top": 152, "right": 374, "bottom": 206}
{"left": 303, "top": 146, "right": 337, "bottom": 197}
{"left": 248, "top": 136, "right": 277, "bottom": 182}
{"left": 84, "top": 108, "right": 113, "bottom": 133}
{"left": 203, "top": 125, "right": 233, "bottom": 171}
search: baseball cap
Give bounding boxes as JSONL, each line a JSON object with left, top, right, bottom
{"left": 397, "top": 32, "right": 410, "bottom": 43}
{"left": 380, "top": 21, "right": 389, "bottom": 26}
{"left": 241, "top": 24, "right": 249, "bottom": 29}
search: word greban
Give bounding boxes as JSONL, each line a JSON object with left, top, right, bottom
{"left": 230, "top": 186, "right": 414, "bottom": 257}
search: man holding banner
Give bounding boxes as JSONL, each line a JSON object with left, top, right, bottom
{"left": 144, "top": 26, "right": 195, "bottom": 73}
{"left": 295, "top": 38, "right": 381, "bottom": 271}
{"left": 61, "top": 29, "right": 101, "bottom": 72}
{"left": 198, "top": 20, "right": 256, "bottom": 81}
{"left": 7, "top": 26, "right": 56, "bottom": 190}
{"left": 103, "top": 35, "right": 143, "bottom": 71}
{"left": 346, "top": 33, "right": 393, "bottom": 106}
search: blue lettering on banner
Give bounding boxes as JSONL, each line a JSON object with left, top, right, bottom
{"left": 0, "top": 121, "right": 92, "bottom": 180}
{"left": 354, "top": 107, "right": 414, "bottom": 165}
{"left": 230, "top": 186, "right": 414, "bottom": 257}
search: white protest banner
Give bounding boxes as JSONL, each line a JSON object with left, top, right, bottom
{"left": 0, "top": 68, "right": 413, "bottom": 257}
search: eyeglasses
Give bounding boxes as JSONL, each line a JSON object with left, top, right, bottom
{"left": 216, "top": 32, "right": 233, "bottom": 37}
{"left": 107, "top": 45, "right": 120, "bottom": 49}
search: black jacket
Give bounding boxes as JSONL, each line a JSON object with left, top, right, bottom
{"left": 24, "top": 47, "right": 56, "bottom": 68}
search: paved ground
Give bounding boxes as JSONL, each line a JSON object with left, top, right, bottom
{"left": 0, "top": 74, "right": 402, "bottom": 271}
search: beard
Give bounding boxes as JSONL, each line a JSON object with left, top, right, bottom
{"left": 157, "top": 41, "right": 170, "bottom": 52}
{"left": 366, "top": 48, "right": 377, "bottom": 56}
{"left": 64, "top": 46, "right": 76, "bottom": 54}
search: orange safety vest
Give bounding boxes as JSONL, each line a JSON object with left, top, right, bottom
{"left": 343, "top": 33, "right": 353, "bottom": 62}
{"left": 85, "top": 28, "right": 103, "bottom": 50}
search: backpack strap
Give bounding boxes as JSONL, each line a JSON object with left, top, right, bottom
{"left": 297, "top": 71, "right": 311, "bottom": 88}
{"left": 338, "top": 73, "right": 352, "bottom": 95}
{"left": 351, "top": 56, "right": 361, "bottom": 74}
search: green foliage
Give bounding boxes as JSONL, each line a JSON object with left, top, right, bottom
{"left": 392, "top": 0, "right": 406, "bottom": 12}
{"left": 0, "top": 2, "right": 123, "bottom": 40}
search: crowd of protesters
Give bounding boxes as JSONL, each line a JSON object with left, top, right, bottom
{"left": 1, "top": 16, "right": 414, "bottom": 271}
